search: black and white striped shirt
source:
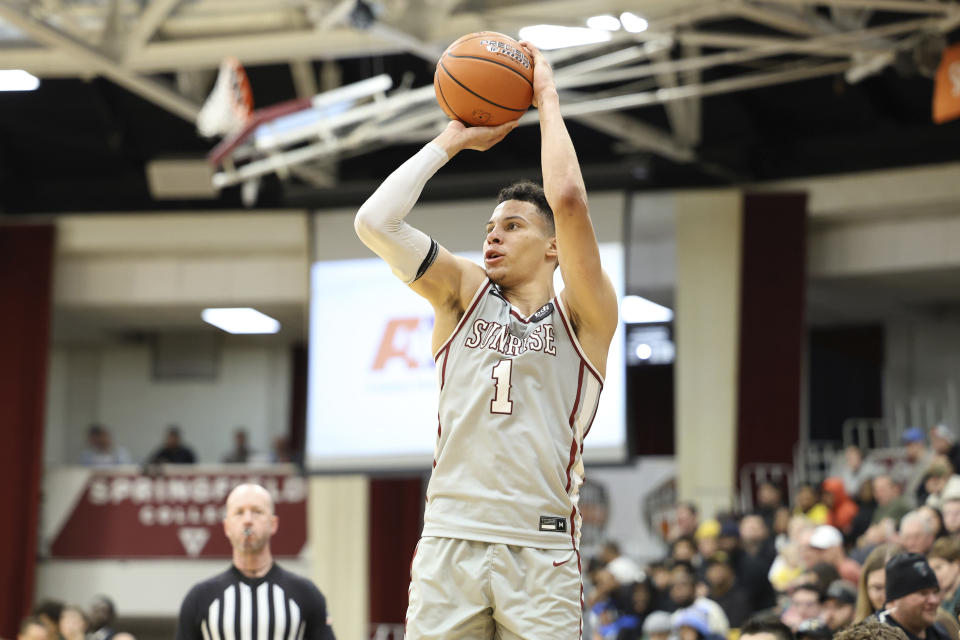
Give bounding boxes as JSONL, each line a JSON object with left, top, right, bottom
{"left": 176, "top": 564, "right": 335, "bottom": 640}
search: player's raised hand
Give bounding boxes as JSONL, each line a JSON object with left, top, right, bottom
{"left": 518, "top": 41, "right": 556, "bottom": 108}
{"left": 436, "top": 119, "right": 518, "bottom": 154}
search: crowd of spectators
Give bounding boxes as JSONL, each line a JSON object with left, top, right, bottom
{"left": 11, "top": 596, "right": 137, "bottom": 640}
{"left": 585, "top": 423, "right": 960, "bottom": 640}
{"left": 77, "top": 423, "right": 295, "bottom": 467}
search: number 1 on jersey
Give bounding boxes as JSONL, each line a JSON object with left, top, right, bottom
{"left": 490, "top": 359, "right": 514, "bottom": 414}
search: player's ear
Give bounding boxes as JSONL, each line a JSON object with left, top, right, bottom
{"left": 546, "top": 235, "right": 558, "bottom": 259}
{"left": 271, "top": 514, "right": 279, "bottom": 535}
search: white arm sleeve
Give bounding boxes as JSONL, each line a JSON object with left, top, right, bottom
{"left": 354, "top": 143, "right": 449, "bottom": 283}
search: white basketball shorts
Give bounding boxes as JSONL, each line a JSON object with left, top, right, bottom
{"left": 405, "top": 536, "right": 583, "bottom": 640}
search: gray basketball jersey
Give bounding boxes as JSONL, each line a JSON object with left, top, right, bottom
{"left": 422, "top": 279, "right": 604, "bottom": 550}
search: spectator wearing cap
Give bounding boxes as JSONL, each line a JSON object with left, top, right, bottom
{"left": 640, "top": 611, "right": 673, "bottom": 640}
{"left": 794, "top": 484, "right": 829, "bottom": 525}
{"left": 823, "top": 477, "right": 860, "bottom": 534}
{"left": 704, "top": 553, "right": 752, "bottom": 628}
{"left": 930, "top": 425, "right": 960, "bottom": 477}
{"left": 809, "top": 524, "right": 862, "bottom": 584}
{"left": 781, "top": 583, "right": 823, "bottom": 632}
{"left": 893, "top": 428, "right": 933, "bottom": 508}
{"left": 876, "top": 553, "right": 951, "bottom": 640}
{"left": 927, "top": 537, "right": 960, "bottom": 615}
{"left": 673, "top": 606, "right": 726, "bottom": 640}
{"left": 695, "top": 519, "right": 721, "bottom": 561}
{"left": 823, "top": 580, "right": 858, "bottom": 631}
{"left": 854, "top": 543, "right": 902, "bottom": 623}
{"left": 599, "top": 541, "right": 645, "bottom": 586}
{"left": 873, "top": 475, "right": 912, "bottom": 527}
{"left": 717, "top": 519, "right": 741, "bottom": 555}
{"left": 900, "top": 510, "right": 938, "bottom": 555}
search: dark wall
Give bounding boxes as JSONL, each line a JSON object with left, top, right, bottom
{"left": 808, "top": 326, "right": 884, "bottom": 442}
{"left": 628, "top": 364, "right": 675, "bottom": 456}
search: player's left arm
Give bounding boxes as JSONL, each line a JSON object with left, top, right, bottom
{"left": 522, "top": 41, "right": 618, "bottom": 375}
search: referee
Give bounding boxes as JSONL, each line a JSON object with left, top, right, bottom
{"left": 176, "top": 483, "right": 335, "bottom": 640}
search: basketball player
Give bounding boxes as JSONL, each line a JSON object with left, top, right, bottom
{"left": 175, "top": 484, "right": 335, "bottom": 640}
{"left": 355, "top": 41, "right": 618, "bottom": 638}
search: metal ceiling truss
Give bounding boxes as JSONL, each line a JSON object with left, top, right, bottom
{"left": 0, "top": 0, "right": 958, "bottom": 198}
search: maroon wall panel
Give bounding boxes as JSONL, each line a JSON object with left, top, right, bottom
{"left": 368, "top": 476, "right": 424, "bottom": 625}
{"left": 736, "top": 194, "right": 807, "bottom": 472}
{"left": 0, "top": 224, "right": 55, "bottom": 636}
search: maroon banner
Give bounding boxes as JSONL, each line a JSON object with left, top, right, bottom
{"left": 50, "top": 470, "right": 307, "bottom": 558}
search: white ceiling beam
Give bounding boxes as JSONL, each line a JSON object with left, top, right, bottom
{"left": 534, "top": 60, "right": 853, "bottom": 118}
{"left": 733, "top": 1, "right": 823, "bottom": 35}
{"left": 680, "top": 44, "right": 702, "bottom": 147}
{"left": 649, "top": 47, "right": 697, "bottom": 150}
{"left": 556, "top": 43, "right": 668, "bottom": 78}
{"left": 130, "top": 29, "right": 406, "bottom": 71}
{"left": 3, "top": 10, "right": 942, "bottom": 79}
{"left": 125, "top": 0, "right": 183, "bottom": 57}
{"left": 0, "top": 3, "right": 200, "bottom": 122}
{"left": 367, "top": 22, "right": 444, "bottom": 63}
{"left": 568, "top": 110, "right": 696, "bottom": 163}
{"left": 554, "top": 15, "right": 939, "bottom": 90}
{"left": 758, "top": 0, "right": 955, "bottom": 14}
{"left": 311, "top": 0, "right": 357, "bottom": 32}
{"left": 289, "top": 59, "right": 318, "bottom": 99}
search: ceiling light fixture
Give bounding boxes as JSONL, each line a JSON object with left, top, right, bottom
{"left": 621, "top": 295, "right": 673, "bottom": 324}
{"left": 619, "top": 12, "right": 649, "bottom": 34}
{"left": 201, "top": 307, "right": 281, "bottom": 334}
{"left": 0, "top": 69, "right": 40, "bottom": 91}
{"left": 517, "top": 25, "right": 612, "bottom": 50}
{"left": 586, "top": 15, "right": 621, "bottom": 31}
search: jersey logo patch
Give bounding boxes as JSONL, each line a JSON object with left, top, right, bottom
{"left": 528, "top": 302, "right": 554, "bottom": 323}
{"left": 539, "top": 516, "right": 567, "bottom": 532}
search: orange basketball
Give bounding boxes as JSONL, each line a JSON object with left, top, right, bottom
{"left": 434, "top": 32, "right": 534, "bottom": 126}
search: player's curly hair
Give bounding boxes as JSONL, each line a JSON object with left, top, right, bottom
{"left": 834, "top": 620, "right": 909, "bottom": 640}
{"left": 497, "top": 180, "right": 555, "bottom": 234}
